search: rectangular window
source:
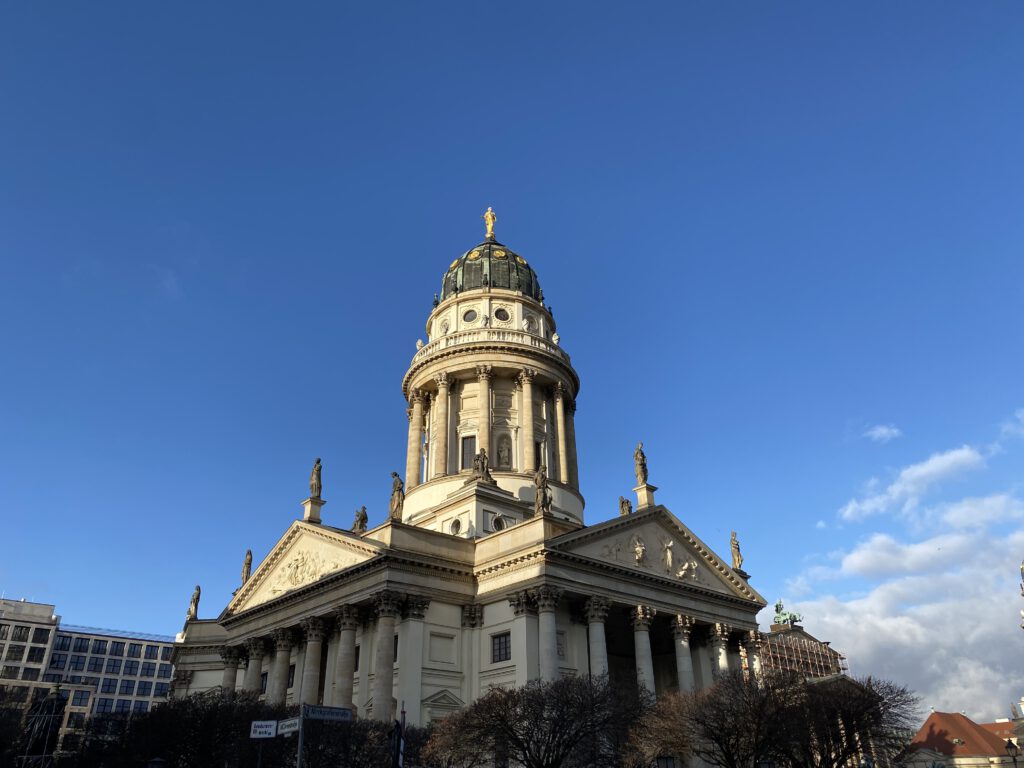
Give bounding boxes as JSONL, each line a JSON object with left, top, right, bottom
{"left": 73, "top": 638, "right": 90, "bottom": 653}
{"left": 119, "top": 679, "right": 135, "bottom": 695}
{"left": 69, "top": 675, "right": 82, "bottom": 684}
{"left": 157, "top": 664, "right": 171, "bottom": 679}
{"left": 69, "top": 655, "right": 85, "bottom": 671}
{"left": 354, "top": 645, "right": 360, "bottom": 671}
{"left": 123, "top": 660, "right": 139, "bottom": 676}
{"left": 260, "top": 672, "right": 267, "bottom": 694}
{"left": 491, "top": 632, "right": 511, "bottom": 663}
{"left": 106, "top": 658, "right": 121, "bottom": 674}
{"left": 5, "top": 645, "right": 25, "bottom": 662}
{"left": 115, "top": 699, "right": 131, "bottom": 714}
{"left": 287, "top": 664, "right": 295, "bottom": 689}
{"left": 82, "top": 676, "right": 99, "bottom": 686}
{"left": 49, "top": 653, "right": 67, "bottom": 669}
{"left": 54, "top": 635, "right": 71, "bottom": 651}
{"left": 154, "top": 683, "right": 169, "bottom": 697}
{"left": 32, "top": 628, "right": 50, "bottom": 645}
{"left": 68, "top": 712, "right": 86, "bottom": 729}
{"left": 1, "top": 666, "right": 19, "bottom": 680}
{"left": 161, "top": 646, "right": 173, "bottom": 661}
{"left": 0, "top": 625, "right": 8, "bottom": 640}
{"left": 133, "top": 700, "right": 149, "bottom": 713}
{"left": 91, "top": 639, "right": 107, "bottom": 655}
{"left": 27, "top": 647, "right": 45, "bottom": 663}
{"left": 72, "top": 690, "right": 90, "bottom": 707}
{"left": 101, "top": 678, "right": 117, "bottom": 694}
{"left": 110, "top": 641, "right": 125, "bottom": 657}
{"left": 11, "top": 626, "right": 29, "bottom": 642}
{"left": 21, "top": 668, "right": 40, "bottom": 681}
{"left": 42, "top": 673, "right": 61, "bottom": 683}
{"left": 140, "top": 662, "right": 155, "bottom": 677}
{"left": 144, "top": 645, "right": 158, "bottom": 660}
{"left": 534, "top": 441, "right": 543, "bottom": 472}
{"left": 87, "top": 657, "right": 104, "bottom": 673}
{"left": 136, "top": 680, "right": 152, "bottom": 696}
{"left": 461, "top": 436, "right": 477, "bottom": 470}
{"left": 127, "top": 643, "right": 142, "bottom": 658}
{"left": 95, "top": 698, "right": 114, "bottom": 714}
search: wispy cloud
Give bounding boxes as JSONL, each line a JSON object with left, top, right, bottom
{"left": 838, "top": 445, "right": 984, "bottom": 522}
{"left": 1001, "top": 409, "right": 1024, "bottom": 440}
{"left": 939, "top": 493, "right": 1024, "bottom": 529}
{"left": 863, "top": 424, "right": 902, "bottom": 443}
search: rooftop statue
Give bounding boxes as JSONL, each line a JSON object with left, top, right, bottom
{"left": 353, "top": 505, "right": 368, "bottom": 532}
{"left": 241, "top": 549, "right": 252, "bottom": 585}
{"left": 773, "top": 599, "right": 803, "bottom": 626}
{"left": 389, "top": 472, "right": 405, "bottom": 521}
{"left": 309, "top": 458, "right": 322, "bottom": 500}
{"left": 730, "top": 530, "right": 744, "bottom": 570}
{"left": 187, "top": 585, "right": 201, "bottom": 619}
{"left": 619, "top": 496, "right": 632, "bottom": 516}
{"left": 482, "top": 206, "right": 496, "bottom": 240}
{"left": 634, "top": 442, "right": 648, "bottom": 485}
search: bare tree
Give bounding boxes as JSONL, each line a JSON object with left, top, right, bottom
{"left": 626, "top": 692, "right": 693, "bottom": 768}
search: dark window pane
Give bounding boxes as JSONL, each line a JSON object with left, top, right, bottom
{"left": 32, "top": 628, "right": 50, "bottom": 645}
{"left": 461, "top": 436, "right": 476, "bottom": 470}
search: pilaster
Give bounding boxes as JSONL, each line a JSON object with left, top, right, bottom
{"left": 398, "top": 596, "right": 430, "bottom": 725}
{"left": 509, "top": 591, "right": 539, "bottom": 686}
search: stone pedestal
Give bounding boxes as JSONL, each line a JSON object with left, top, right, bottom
{"left": 302, "top": 497, "right": 325, "bottom": 525}
{"left": 633, "top": 483, "right": 658, "bottom": 510}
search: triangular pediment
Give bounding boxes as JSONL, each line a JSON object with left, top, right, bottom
{"left": 422, "top": 689, "right": 465, "bottom": 708}
{"left": 227, "top": 522, "right": 383, "bottom": 614}
{"left": 550, "top": 507, "right": 765, "bottom": 605}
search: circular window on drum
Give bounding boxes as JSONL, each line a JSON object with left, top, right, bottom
{"left": 463, "top": 309, "right": 478, "bottom": 323}
{"left": 494, "top": 308, "right": 510, "bottom": 322}
{"left": 450, "top": 519, "right": 462, "bottom": 536}
{"left": 492, "top": 516, "right": 506, "bottom": 531}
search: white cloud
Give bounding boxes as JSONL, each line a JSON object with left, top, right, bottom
{"left": 939, "top": 494, "right": 1024, "bottom": 529}
{"left": 815, "top": 520, "right": 827, "bottom": 530}
{"left": 864, "top": 424, "right": 902, "bottom": 443}
{"left": 839, "top": 531, "right": 980, "bottom": 578}
{"left": 783, "top": 530, "right": 1024, "bottom": 721}
{"left": 838, "top": 445, "right": 985, "bottom": 521}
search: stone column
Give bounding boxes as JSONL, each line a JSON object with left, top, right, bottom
{"left": 566, "top": 399, "right": 579, "bottom": 488}
{"left": 461, "top": 605, "right": 483, "bottom": 705}
{"left": 433, "top": 373, "right": 450, "bottom": 478}
{"left": 332, "top": 606, "right": 359, "bottom": 709}
{"left": 584, "top": 597, "right": 610, "bottom": 678}
{"left": 672, "top": 615, "right": 696, "bottom": 692}
{"left": 509, "top": 591, "right": 539, "bottom": 686}
{"left": 299, "top": 617, "right": 325, "bottom": 705}
{"left": 398, "top": 596, "right": 430, "bottom": 725}
{"left": 519, "top": 369, "right": 536, "bottom": 472}
{"left": 269, "top": 629, "right": 293, "bottom": 705}
{"left": 243, "top": 638, "right": 267, "bottom": 693}
{"left": 405, "top": 390, "right": 426, "bottom": 490}
{"left": 371, "top": 590, "right": 402, "bottom": 721}
{"left": 534, "top": 586, "right": 562, "bottom": 682}
{"left": 744, "top": 630, "right": 762, "bottom": 679}
{"left": 219, "top": 646, "right": 239, "bottom": 694}
{"left": 476, "top": 366, "right": 492, "bottom": 460}
{"left": 711, "top": 623, "right": 731, "bottom": 678}
{"left": 554, "top": 383, "right": 569, "bottom": 483}
{"left": 632, "top": 605, "right": 657, "bottom": 694}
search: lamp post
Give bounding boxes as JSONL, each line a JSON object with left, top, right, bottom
{"left": 1005, "top": 738, "right": 1018, "bottom": 768}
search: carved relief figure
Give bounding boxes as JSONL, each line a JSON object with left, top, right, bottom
{"left": 389, "top": 472, "right": 405, "bottom": 520}
{"left": 270, "top": 550, "right": 343, "bottom": 594}
{"left": 634, "top": 442, "right": 648, "bottom": 485}
{"left": 618, "top": 496, "right": 632, "bottom": 516}
{"left": 676, "top": 558, "right": 699, "bottom": 581}
{"left": 631, "top": 535, "right": 647, "bottom": 566}
{"left": 497, "top": 435, "right": 511, "bottom": 469}
{"left": 187, "top": 585, "right": 201, "bottom": 619}
{"left": 309, "top": 458, "right": 322, "bottom": 499}
{"left": 730, "top": 530, "right": 743, "bottom": 570}
{"left": 241, "top": 549, "right": 252, "bottom": 585}
{"left": 659, "top": 537, "right": 674, "bottom": 574}
{"left": 353, "top": 505, "right": 368, "bottom": 532}
{"left": 534, "top": 464, "right": 552, "bottom": 516}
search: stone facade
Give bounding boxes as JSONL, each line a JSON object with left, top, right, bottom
{"left": 172, "top": 218, "right": 767, "bottom": 725}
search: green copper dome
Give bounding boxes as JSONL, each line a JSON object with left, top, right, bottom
{"left": 439, "top": 240, "right": 543, "bottom": 302}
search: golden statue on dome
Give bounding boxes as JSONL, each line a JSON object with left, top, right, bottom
{"left": 482, "top": 206, "right": 496, "bottom": 240}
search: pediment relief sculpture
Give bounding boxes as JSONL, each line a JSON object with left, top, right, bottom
{"left": 270, "top": 549, "right": 344, "bottom": 595}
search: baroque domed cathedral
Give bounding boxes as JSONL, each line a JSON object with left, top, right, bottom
{"left": 172, "top": 210, "right": 767, "bottom": 725}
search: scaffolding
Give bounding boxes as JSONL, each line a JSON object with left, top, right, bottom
{"left": 760, "top": 626, "right": 848, "bottom": 678}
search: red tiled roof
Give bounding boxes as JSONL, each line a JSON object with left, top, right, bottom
{"left": 910, "top": 712, "right": 1009, "bottom": 757}
{"left": 981, "top": 722, "right": 1016, "bottom": 741}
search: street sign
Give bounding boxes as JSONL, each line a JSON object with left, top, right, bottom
{"left": 278, "top": 717, "right": 300, "bottom": 736}
{"left": 303, "top": 704, "right": 353, "bottom": 722}
{"left": 250, "top": 720, "right": 278, "bottom": 739}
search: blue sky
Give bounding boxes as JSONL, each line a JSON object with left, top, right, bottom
{"left": 2, "top": 2, "right": 1023, "bottom": 720}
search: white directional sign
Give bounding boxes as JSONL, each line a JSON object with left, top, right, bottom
{"left": 303, "top": 704, "right": 353, "bottom": 722}
{"left": 278, "top": 717, "right": 300, "bottom": 736}
{"left": 250, "top": 720, "right": 278, "bottom": 739}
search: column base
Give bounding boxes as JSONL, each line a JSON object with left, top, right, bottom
{"left": 302, "top": 497, "right": 326, "bottom": 524}
{"left": 633, "top": 484, "right": 658, "bottom": 510}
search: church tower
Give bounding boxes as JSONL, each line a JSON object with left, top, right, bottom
{"left": 399, "top": 209, "right": 584, "bottom": 535}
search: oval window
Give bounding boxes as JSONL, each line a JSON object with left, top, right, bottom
{"left": 450, "top": 519, "right": 462, "bottom": 535}
{"left": 494, "top": 308, "right": 510, "bottom": 322}
{"left": 463, "top": 310, "right": 477, "bottom": 323}
{"left": 492, "top": 516, "right": 506, "bottom": 531}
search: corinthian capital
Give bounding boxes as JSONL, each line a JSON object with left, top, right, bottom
{"left": 584, "top": 597, "right": 610, "bottom": 624}
{"left": 631, "top": 605, "right": 656, "bottom": 629}
{"left": 476, "top": 365, "right": 493, "bottom": 382}
{"left": 374, "top": 589, "right": 403, "bottom": 619}
{"left": 272, "top": 628, "right": 294, "bottom": 652}
{"left": 333, "top": 605, "right": 360, "bottom": 631}
{"left": 434, "top": 372, "right": 449, "bottom": 389}
{"left": 518, "top": 368, "right": 536, "bottom": 386}
{"left": 532, "top": 585, "right": 563, "bottom": 612}
{"left": 219, "top": 646, "right": 239, "bottom": 664}
{"left": 712, "top": 622, "right": 732, "bottom": 643}
{"left": 301, "top": 617, "right": 325, "bottom": 642}
{"left": 672, "top": 615, "right": 695, "bottom": 642}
